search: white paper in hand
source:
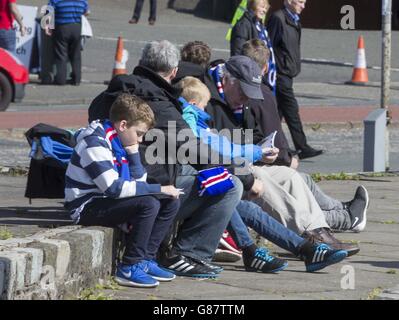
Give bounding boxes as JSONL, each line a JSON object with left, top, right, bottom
{"left": 257, "top": 131, "right": 277, "bottom": 155}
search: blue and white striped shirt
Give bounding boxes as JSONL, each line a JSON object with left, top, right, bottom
{"left": 64, "top": 121, "right": 161, "bottom": 223}
{"left": 48, "top": 0, "right": 89, "bottom": 25}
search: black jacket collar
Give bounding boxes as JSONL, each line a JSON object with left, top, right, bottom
{"left": 133, "top": 65, "right": 182, "bottom": 100}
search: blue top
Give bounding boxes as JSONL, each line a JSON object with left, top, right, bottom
{"left": 48, "top": 0, "right": 89, "bottom": 25}
{"left": 179, "top": 97, "right": 263, "bottom": 163}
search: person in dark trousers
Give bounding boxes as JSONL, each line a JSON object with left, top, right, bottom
{"left": 129, "top": 0, "right": 157, "bottom": 25}
{"left": 46, "top": 0, "right": 89, "bottom": 86}
{"left": 65, "top": 93, "right": 181, "bottom": 288}
{"left": 267, "top": 0, "right": 323, "bottom": 160}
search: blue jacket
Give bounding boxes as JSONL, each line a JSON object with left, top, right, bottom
{"left": 179, "top": 98, "right": 263, "bottom": 163}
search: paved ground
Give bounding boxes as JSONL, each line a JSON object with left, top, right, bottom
{"left": 1, "top": 174, "right": 398, "bottom": 300}
{"left": 2, "top": 0, "right": 398, "bottom": 300}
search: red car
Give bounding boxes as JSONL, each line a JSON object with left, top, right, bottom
{"left": 0, "top": 48, "right": 29, "bottom": 111}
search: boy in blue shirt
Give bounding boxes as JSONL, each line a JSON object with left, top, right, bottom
{"left": 176, "top": 76, "right": 273, "bottom": 165}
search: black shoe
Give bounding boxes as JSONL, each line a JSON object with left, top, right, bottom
{"left": 148, "top": 19, "right": 156, "bottom": 26}
{"left": 66, "top": 79, "right": 80, "bottom": 86}
{"left": 300, "top": 242, "right": 348, "bottom": 272}
{"left": 129, "top": 18, "right": 138, "bottom": 24}
{"left": 298, "top": 147, "right": 323, "bottom": 160}
{"left": 243, "top": 247, "right": 288, "bottom": 273}
{"left": 190, "top": 257, "right": 224, "bottom": 274}
{"left": 159, "top": 254, "right": 218, "bottom": 278}
{"left": 302, "top": 228, "right": 360, "bottom": 257}
{"left": 345, "top": 186, "right": 369, "bottom": 232}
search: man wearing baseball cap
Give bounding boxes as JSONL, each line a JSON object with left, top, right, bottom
{"left": 204, "top": 55, "right": 358, "bottom": 255}
{"left": 206, "top": 55, "right": 265, "bottom": 138}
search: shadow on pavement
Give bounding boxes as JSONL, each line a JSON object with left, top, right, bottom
{"left": 351, "top": 260, "right": 399, "bottom": 269}
{"left": 0, "top": 206, "right": 72, "bottom": 226}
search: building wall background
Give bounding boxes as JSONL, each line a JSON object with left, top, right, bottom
{"left": 212, "top": 0, "right": 399, "bottom": 30}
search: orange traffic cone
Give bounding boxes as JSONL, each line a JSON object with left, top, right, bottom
{"left": 112, "top": 36, "right": 129, "bottom": 77}
{"left": 347, "top": 35, "right": 369, "bottom": 85}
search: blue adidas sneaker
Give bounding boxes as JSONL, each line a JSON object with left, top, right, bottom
{"left": 140, "top": 260, "right": 176, "bottom": 282}
{"left": 115, "top": 263, "right": 159, "bottom": 288}
{"left": 304, "top": 243, "right": 348, "bottom": 272}
{"left": 243, "top": 247, "right": 288, "bottom": 273}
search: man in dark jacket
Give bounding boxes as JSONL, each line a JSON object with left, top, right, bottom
{"left": 204, "top": 55, "right": 360, "bottom": 255}
{"left": 268, "top": 0, "right": 323, "bottom": 159}
{"left": 88, "top": 40, "right": 262, "bottom": 278}
{"left": 230, "top": 9, "right": 259, "bottom": 57}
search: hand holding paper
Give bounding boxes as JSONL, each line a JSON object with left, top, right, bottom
{"left": 258, "top": 131, "right": 277, "bottom": 155}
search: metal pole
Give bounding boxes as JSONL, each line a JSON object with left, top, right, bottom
{"left": 381, "top": 0, "right": 392, "bottom": 171}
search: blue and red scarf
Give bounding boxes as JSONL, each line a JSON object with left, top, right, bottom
{"left": 197, "top": 166, "right": 235, "bottom": 197}
{"left": 209, "top": 63, "right": 244, "bottom": 124}
{"left": 103, "top": 120, "right": 130, "bottom": 181}
{"left": 255, "top": 19, "right": 277, "bottom": 94}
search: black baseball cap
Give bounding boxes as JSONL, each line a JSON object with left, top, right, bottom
{"left": 225, "top": 55, "right": 264, "bottom": 100}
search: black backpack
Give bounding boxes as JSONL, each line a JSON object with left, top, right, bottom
{"left": 24, "top": 123, "right": 76, "bottom": 200}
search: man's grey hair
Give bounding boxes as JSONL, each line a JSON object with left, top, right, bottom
{"left": 140, "top": 40, "right": 180, "bottom": 75}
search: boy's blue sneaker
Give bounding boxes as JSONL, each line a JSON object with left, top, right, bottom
{"left": 304, "top": 243, "right": 348, "bottom": 272}
{"left": 115, "top": 263, "right": 159, "bottom": 288}
{"left": 140, "top": 260, "right": 176, "bottom": 282}
{"left": 243, "top": 247, "right": 288, "bottom": 273}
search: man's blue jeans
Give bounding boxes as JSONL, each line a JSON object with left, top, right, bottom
{"left": 0, "top": 29, "right": 16, "bottom": 53}
{"left": 174, "top": 165, "right": 243, "bottom": 261}
{"left": 228, "top": 200, "right": 307, "bottom": 256}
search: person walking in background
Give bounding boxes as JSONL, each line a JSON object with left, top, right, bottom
{"left": 0, "top": 0, "right": 25, "bottom": 53}
{"left": 45, "top": 0, "right": 89, "bottom": 86}
{"left": 267, "top": 0, "right": 323, "bottom": 160}
{"left": 230, "top": 0, "right": 276, "bottom": 93}
{"left": 129, "top": 0, "right": 157, "bottom": 26}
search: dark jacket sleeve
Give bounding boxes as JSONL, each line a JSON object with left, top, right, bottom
{"left": 267, "top": 13, "right": 283, "bottom": 48}
{"left": 273, "top": 140, "right": 293, "bottom": 167}
{"left": 230, "top": 18, "right": 251, "bottom": 56}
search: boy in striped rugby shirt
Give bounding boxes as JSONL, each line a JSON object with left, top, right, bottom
{"left": 65, "top": 94, "right": 181, "bottom": 288}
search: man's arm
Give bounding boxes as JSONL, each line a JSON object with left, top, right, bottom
{"left": 153, "top": 104, "right": 256, "bottom": 191}
{"left": 230, "top": 20, "right": 250, "bottom": 56}
{"left": 83, "top": 0, "right": 90, "bottom": 16}
{"left": 267, "top": 13, "right": 283, "bottom": 47}
{"left": 9, "top": 2, "right": 25, "bottom": 36}
{"left": 79, "top": 136, "right": 161, "bottom": 198}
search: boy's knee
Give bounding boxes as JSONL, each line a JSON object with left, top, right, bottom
{"left": 141, "top": 196, "right": 161, "bottom": 212}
